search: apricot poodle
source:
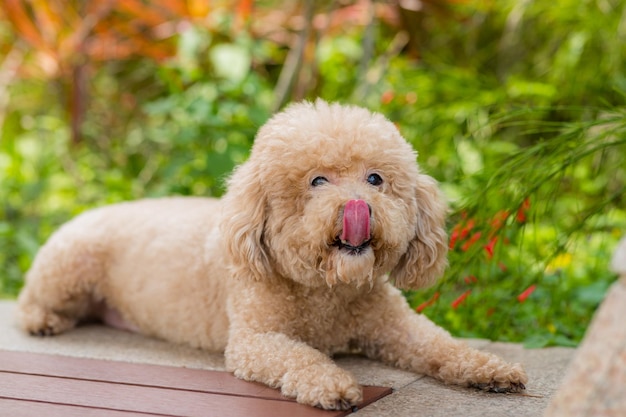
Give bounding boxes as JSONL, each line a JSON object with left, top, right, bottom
{"left": 17, "top": 100, "right": 527, "bottom": 410}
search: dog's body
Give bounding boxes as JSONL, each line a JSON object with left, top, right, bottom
{"left": 20, "top": 198, "right": 231, "bottom": 349}
{"left": 18, "top": 101, "right": 527, "bottom": 410}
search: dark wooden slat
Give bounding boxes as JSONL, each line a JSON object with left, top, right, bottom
{"left": 358, "top": 386, "right": 393, "bottom": 409}
{"left": 0, "top": 397, "right": 171, "bottom": 417}
{"left": 0, "top": 350, "right": 393, "bottom": 416}
{"left": 0, "top": 350, "right": 283, "bottom": 401}
{"left": 0, "top": 371, "right": 345, "bottom": 417}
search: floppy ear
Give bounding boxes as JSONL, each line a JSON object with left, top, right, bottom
{"left": 220, "top": 160, "right": 273, "bottom": 281}
{"left": 390, "top": 173, "right": 448, "bottom": 290}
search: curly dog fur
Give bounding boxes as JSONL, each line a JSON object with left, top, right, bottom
{"left": 17, "top": 100, "right": 527, "bottom": 410}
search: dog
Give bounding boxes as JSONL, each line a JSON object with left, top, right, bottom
{"left": 17, "top": 100, "right": 527, "bottom": 410}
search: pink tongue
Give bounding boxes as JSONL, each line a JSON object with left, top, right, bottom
{"left": 341, "top": 199, "right": 370, "bottom": 247}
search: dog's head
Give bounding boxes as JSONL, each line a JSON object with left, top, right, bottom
{"left": 221, "top": 100, "right": 447, "bottom": 290}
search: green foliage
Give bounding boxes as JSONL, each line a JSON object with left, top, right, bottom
{"left": 0, "top": 23, "right": 273, "bottom": 296}
{"left": 1, "top": 1, "right": 624, "bottom": 347}
{"left": 326, "top": 0, "right": 626, "bottom": 347}
{"left": 0, "top": 73, "right": 72, "bottom": 295}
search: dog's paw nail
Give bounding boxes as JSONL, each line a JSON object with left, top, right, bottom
{"left": 315, "top": 399, "right": 350, "bottom": 411}
{"left": 512, "top": 382, "right": 526, "bottom": 392}
{"left": 473, "top": 380, "right": 526, "bottom": 393}
{"left": 320, "top": 398, "right": 354, "bottom": 410}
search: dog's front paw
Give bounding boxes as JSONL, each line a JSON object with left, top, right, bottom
{"left": 17, "top": 303, "right": 76, "bottom": 336}
{"left": 465, "top": 359, "right": 528, "bottom": 393}
{"left": 282, "top": 363, "right": 363, "bottom": 410}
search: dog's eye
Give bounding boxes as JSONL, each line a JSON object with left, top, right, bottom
{"left": 311, "top": 176, "right": 329, "bottom": 187}
{"left": 367, "top": 173, "right": 383, "bottom": 186}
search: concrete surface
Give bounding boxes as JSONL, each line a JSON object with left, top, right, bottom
{"left": 0, "top": 300, "right": 575, "bottom": 416}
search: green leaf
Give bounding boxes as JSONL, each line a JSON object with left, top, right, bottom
{"left": 523, "top": 334, "right": 551, "bottom": 349}
{"left": 575, "top": 281, "right": 610, "bottom": 306}
{"left": 209, "top": 44, "right": 251, "bottom": 83}
{"left": 457, "top": 139, "right": 484, "bottom": 175}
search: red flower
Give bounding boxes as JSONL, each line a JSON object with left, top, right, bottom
{"left": 461, "top": 232, "right": 482, "bottom": 251}
{"left": 464, "top": 275, "right": 478, "bottom": 284}
{"left": 484, "top": 237, "right": 498, "bottom": 259}
{"left": 516, "top": 197, "right": 531, "bottom": 223}
{"left": 451, "top": 290, "right": 471, "bottom": 309}
{"left": 449, "top": 229, "right": 460, "bottom": 250}
{"left": 459, "top": 219, "right": 475, "bottom": 240}
{"left": 381, "top": 91, "right": 394, "bottom": 105}
{"left": 416, "top": 292, "right": 440, "bottom": 313}
{"left": 490, "top": 210, "right": 509, "bottom": 230}
{"left": 517, "top": 284, "right": 537, "bottom": 302}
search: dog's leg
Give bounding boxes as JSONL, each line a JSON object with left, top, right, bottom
{"left": 225, "top": 330, "right": 362, "bottom": 410}
{"left": 17, "top": 236, "right": 104, "bottom": 336}
{"left": 358, "top": 289, "right": 528, "bottom": 392}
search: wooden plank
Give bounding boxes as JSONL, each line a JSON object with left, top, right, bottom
{"left": 359, "top": 386, "right": 393, "bottom": 409}
{"left": 0, "top": 397, "right": 170, "bottom": 417}
{"left": 0, "top": 350, "right": 392, "bottom": 417}
{"left": 0, "top": 350, "right": 283, "bottom": 401}
{"left": 0, "top": 371, "right": 344, "bottom": 417}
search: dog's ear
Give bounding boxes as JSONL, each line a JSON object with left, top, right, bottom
{"left": 390, "top": 173, "right": 448, "bottom": 290}
{"left": 220, "top": 160, "right": 272, "bottom": 281}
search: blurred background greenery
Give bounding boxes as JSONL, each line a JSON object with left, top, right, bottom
{"left": 0, "top": 0, "right": 624, "bottom": 347}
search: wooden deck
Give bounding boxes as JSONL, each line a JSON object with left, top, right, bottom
{"left": 0, "top": 350, "right": 392, "bottom": 417}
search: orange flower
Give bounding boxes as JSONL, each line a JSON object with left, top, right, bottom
{"left": 464, "top": 275, "right": 478, "bottom": 284}
{"left": 416, "top": 292, "right": 440, "bottom": 313}
{"left": 405, "top": 92, "right": 417, "bottom": 104}
{"left": 517, "top": 284, "right": 537, "bottom": 302}
{"left": 381, "top": 91, "right": 394, "bottom": 105}
{"left": 451, "top": 290, "right": 471, "bottom": 309}
{"left": 490, "top": 210, "right": 509, "bottom": 230}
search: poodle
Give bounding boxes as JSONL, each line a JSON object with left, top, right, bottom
{"left": 17, "top": 100, "right": 527, "bottom": 410}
